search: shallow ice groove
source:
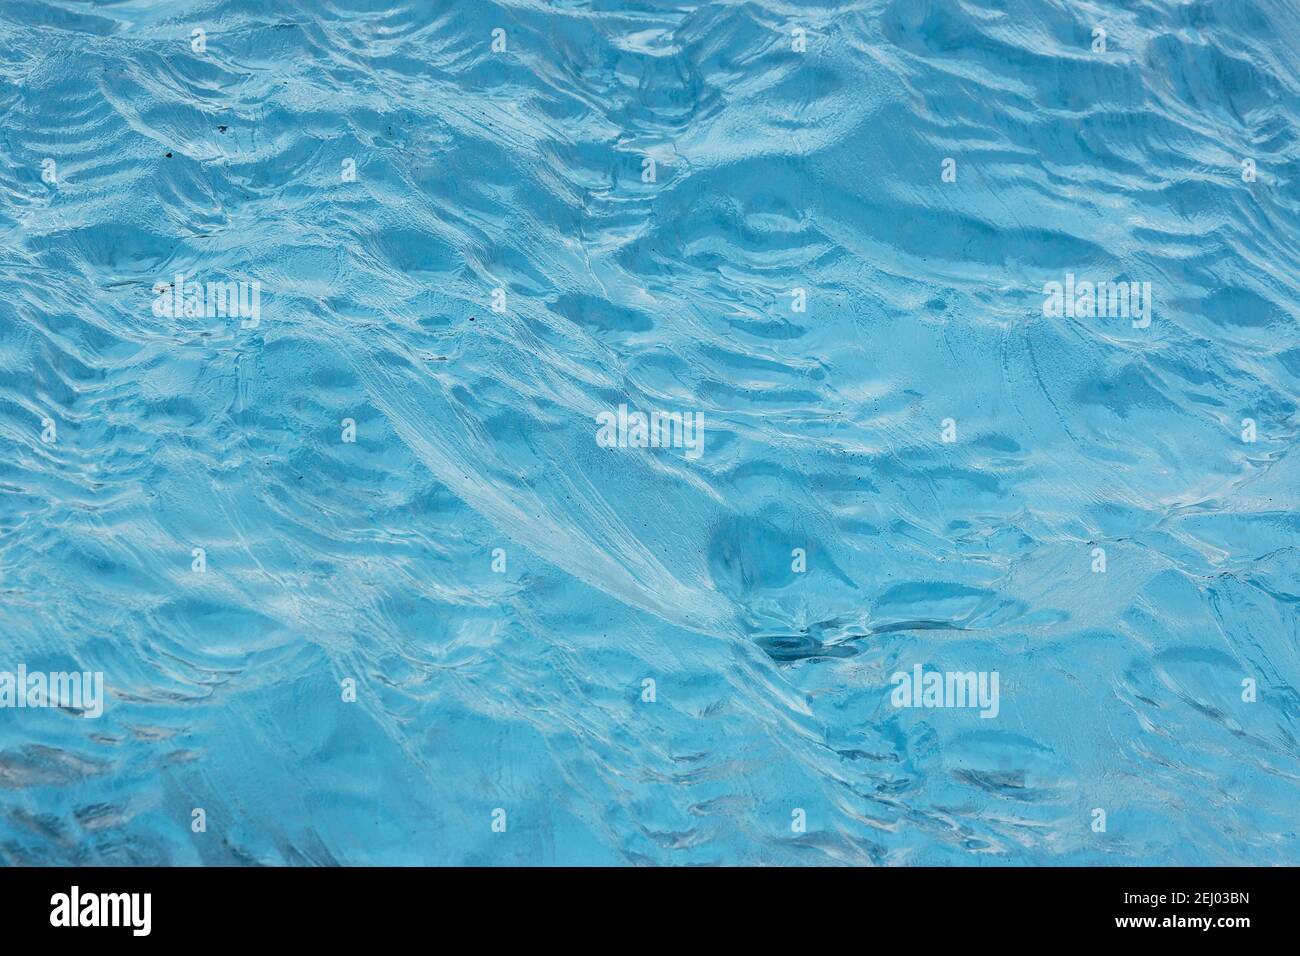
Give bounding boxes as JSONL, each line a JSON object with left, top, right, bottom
{"left": 0, "top": 0, "right": 1298, "bottom": 865}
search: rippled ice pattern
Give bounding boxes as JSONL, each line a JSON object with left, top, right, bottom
{"left": 1, "top": 0, "right": 1298, "bottom": 867}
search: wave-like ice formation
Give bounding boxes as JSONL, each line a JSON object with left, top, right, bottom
{"left": 0, "top": 0, "right": 1297, "bottom": 865}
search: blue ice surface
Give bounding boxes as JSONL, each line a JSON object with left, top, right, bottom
{"left": 0, "top": 0, "right": 1298, "bottom": 866}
